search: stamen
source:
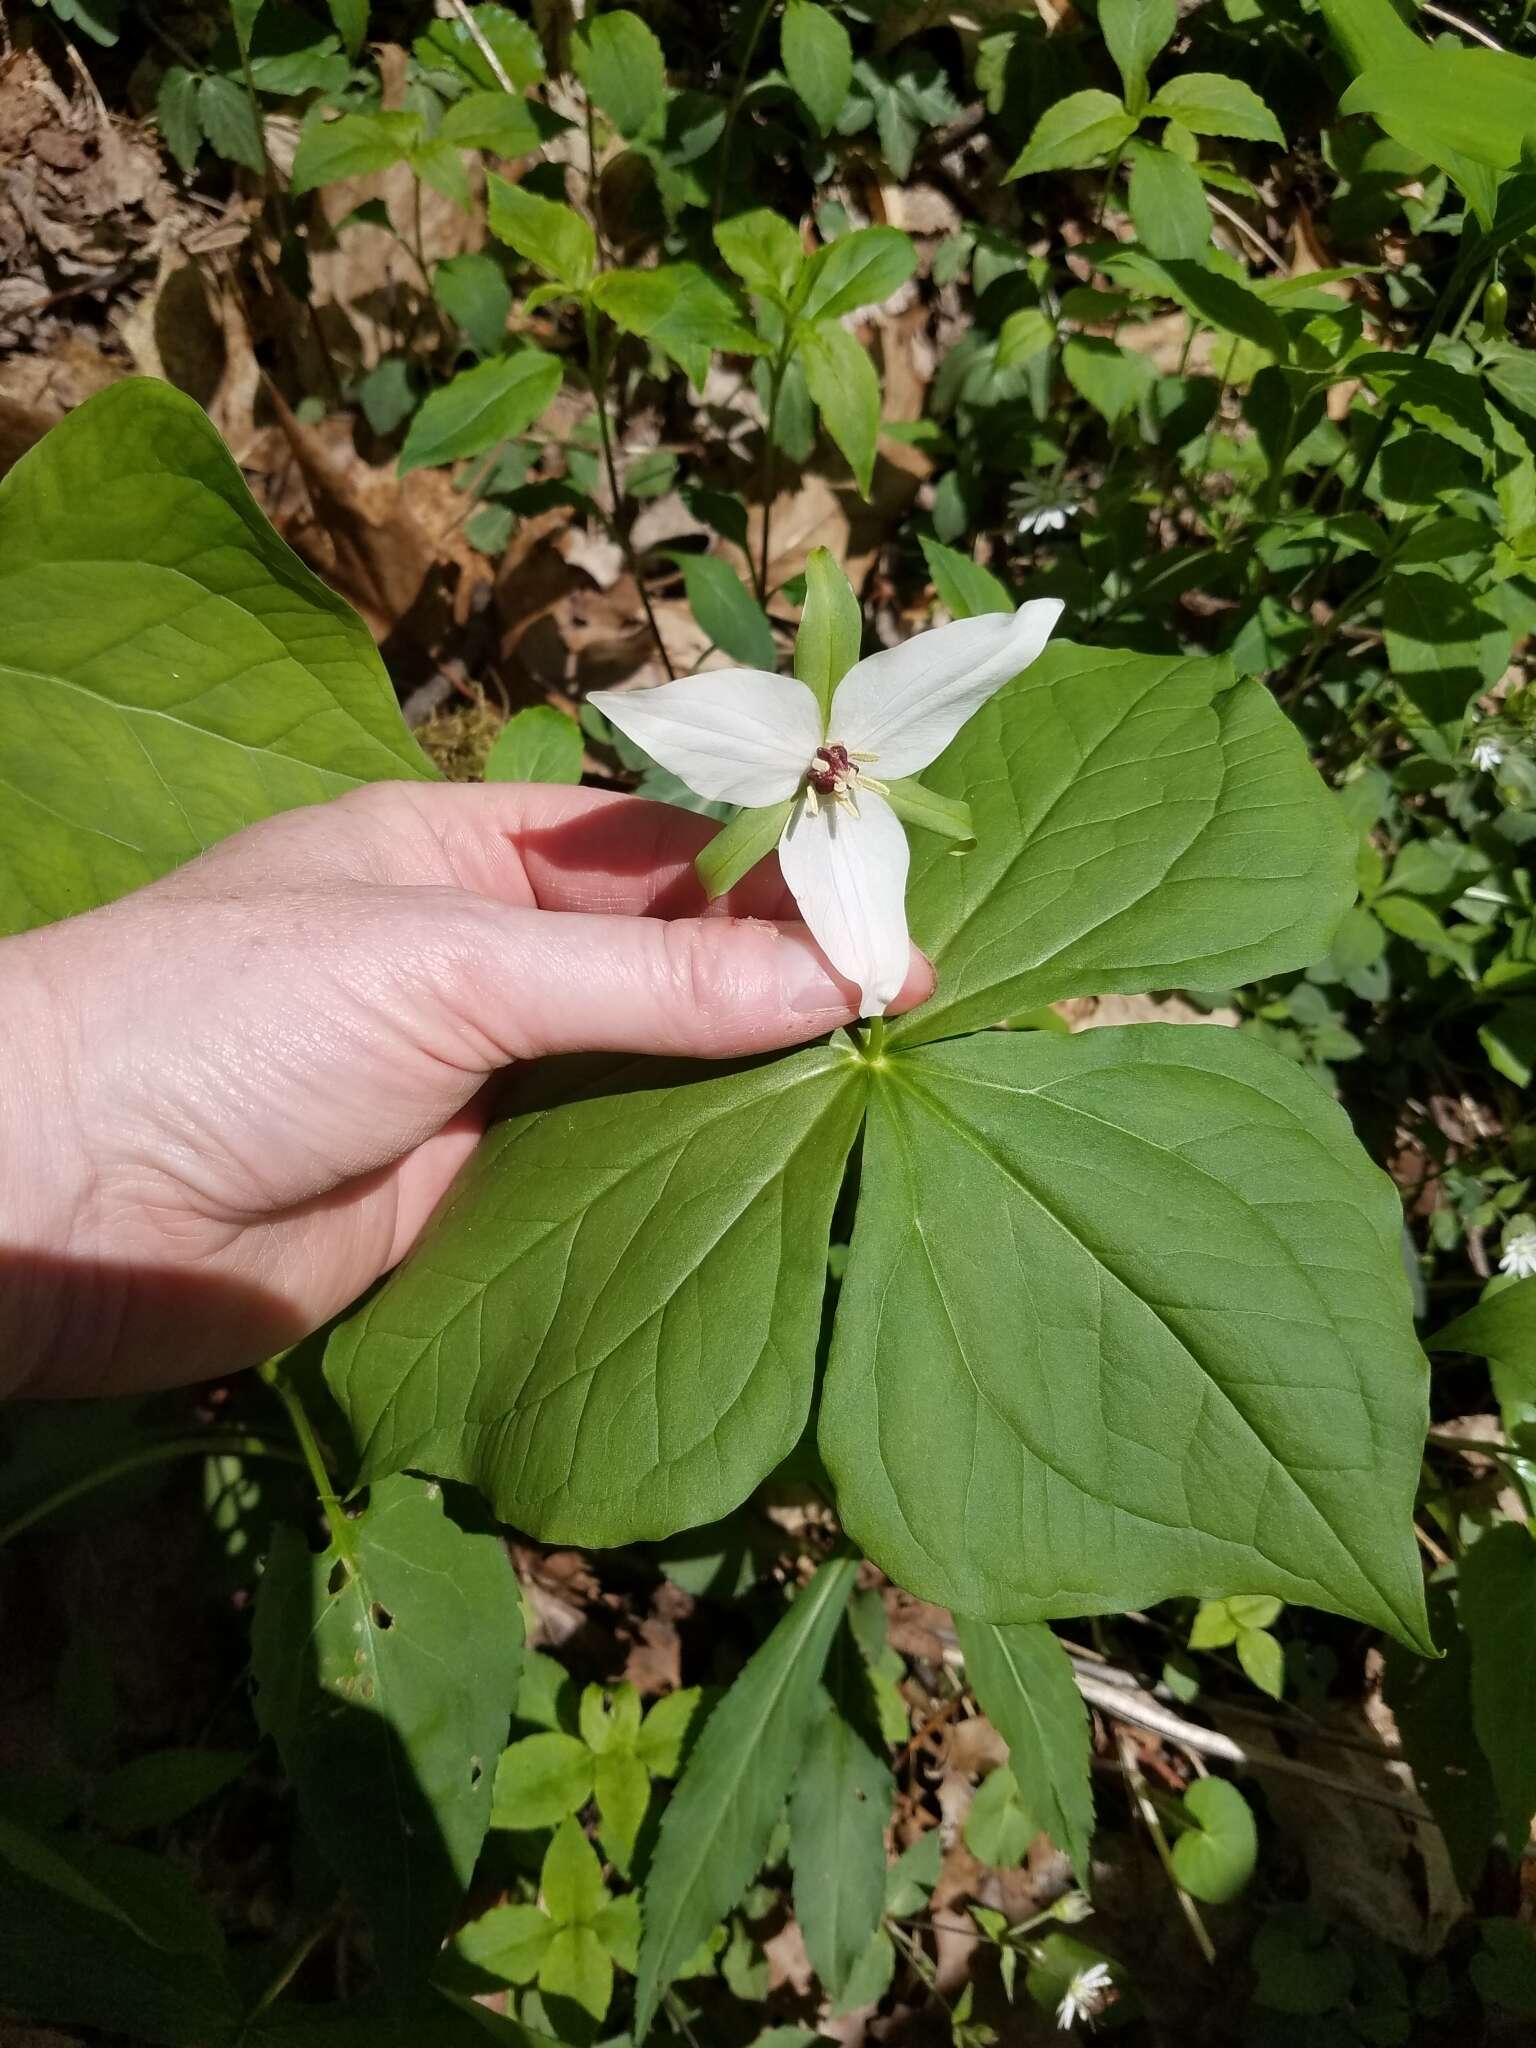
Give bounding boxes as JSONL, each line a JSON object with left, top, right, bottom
{"left": 848, "top": 750, "right": 879, "bottom": 763}
{"left": 860, "top": 775, "right": 890, "bottom": 796}
{"left": 804, "top": 784, "right": 820, "bottom": 817}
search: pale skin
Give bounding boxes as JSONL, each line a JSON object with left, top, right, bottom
{"left": 0, "top": 782, "right": 933, "bottom": 1402}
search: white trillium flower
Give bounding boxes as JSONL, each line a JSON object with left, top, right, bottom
{"left": 1056, "top": 1960, "right": 1114, "bottom": 2030}
{"left": 1471, "top": 739, "right": 1504, "bottom": 774}
{"left": 1499, "top": 1229, "right": 1536, "bottom": 1282}
{"left": 592, "top": 600, "right": 1063, "bottom": 1014}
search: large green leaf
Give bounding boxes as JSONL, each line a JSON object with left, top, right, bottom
{"left": 0, "top": 379, "right": 431, "bottom": 937}
{"left": 634, "top": 1556, "right": 857, "bottom": 2036}
{"left": 788, "top": 1649, "right": 893, "bottom": 1997}
{"left": 952, "top": 1618, "right": 1094, "bottom": 1885}
{"left": 1457, "top": 1523, "right": 1536, "bottom": 1849}
{"left": 819, "top": 1028, "right": 1431, "bottom": 1645}
{"left": 327, "top": 1049, "right": 866, "bottom": 1543}
{"left": 1342, "top": 50, "right": 1536, "bottom": 173}
{"left": 572, "top": 8, "right": 665, "bottom": 141}
{"left": 590, "top": 264, "right": 762, "bottom": 389}
{"left": 1005, "top": 90, "right": 1136, "bottom": 181}
{"left": 397, "top": 350, "right": 562, "bottom": 476}
{"left": 250, "top": 1474, "right": 524, "bottom": 1981}
{"left": 782, "top": 0, "right": 853, "bottom": 138}
{"left": 797, "top": 317, "right": 881, "bottom": 496}
{"left": 888, "top": 642, "right": 1353, "bottom": 1049}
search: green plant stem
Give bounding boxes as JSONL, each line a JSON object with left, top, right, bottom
{"left": 0, "top": 1433, "right": 306, "bottom": 1549}
{"left": 755, "top": 332, "right": 795, "bottom": 603}
{"left": 862, "top": 1015, "right": 888, "bottom": 1063}
{"left": 711, "top": 0, "right": 778, "bottom": 224}
{"left": 1116, "top": 1736, "right": 1216, "bottom": 1966}
{"left": 587, "top": 311, "right": 676, "bottom": 679}
{"left": 258, "top": 1358, "right": 357, "bottom": 1565}
{"left": 241, "top": 1914, "right": 337, "bottom": 2025}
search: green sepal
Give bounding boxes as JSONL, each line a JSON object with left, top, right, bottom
{"left": 794, "top": 546, "right": 862, "bottom": 721}
{"left": 882, "top": 777, "right": 974, "bottom": 850}
{"left": 696, "top": 800, "right": 795, "bottom": 900}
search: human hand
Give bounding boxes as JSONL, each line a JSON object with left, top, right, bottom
{"left": 0, "top": 782, "right": 933, "bottom": 1400}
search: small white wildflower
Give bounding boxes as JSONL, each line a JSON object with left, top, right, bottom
{"left": 1050, "top": 1890, "right": 1094, "bottom": 1925}
{"left": 1056, "top": 1960, "right": 1114, "bottom": 2030}
{"left": 1471, "top": 739, "right": 1504, "bottom": 774}
{"left": 1018, "top": 503, "right": 1074, "bottom": 538}
{"left": 1499, "top": 1230, "right": 1536, "bottom": 1282}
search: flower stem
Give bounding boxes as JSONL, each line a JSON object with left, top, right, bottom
{"left": 587, "top": 309, "right": 676, "bottom": 679}
{"left": 862, "top": 1015, "right": 888, "bottom": 1063}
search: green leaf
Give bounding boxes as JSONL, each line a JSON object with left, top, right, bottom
{"left": 196, "top": 73, "right": 265, "bottom": 173}
{"left": 1104, "top": 250, "right": 1287, "bottom": 358}
{"left": 250, "top": 1474, "right": 524, "bottom": 1982}
{"left": 542, "top": 1816, "right": 607, "bottom": 1928}
{"left": 328, "top": 1048, "right": 866, "bottom": 1543}
{"left": 1458, "top": 1523, "right": 1536, "bottom": 1848}
{"left": 1169, "top": 1777, "right": 1257, "bottom": 1903}
{"left": 441, "top": 90, "right": 541, "bottom": 160}
{"left": 675, "top": 554, "right": 777, "bottom": 668}
{"left": 1382, "top": 570, "right": 1514, "bottom": 740}
{"left": 491, "top": 1732, "right": 594, "bottom": 1829}
{"left": 89, "top": 1749, "right": 249, "bottom": 1836}
{"left": 965, "top": 1767, "right": 1036, "bottom": 1866}
{"left": 918, "top": 535, "right": 1012, "bottom": 619}
{"left": 634, "top": 1556, "right": 858, "bottom": 2037}
{"left": 715, "top": 210, "right": 805, "bottom": 303}
{"left": 820, "top": 1029, "right": 1431, "bottom": 1647}
{"left": 1342, "top": 50, "right": 1536, "bottom": 172}
{"left": 1384, "top": 1584, "right": 1499, "bottom": 1890}
{"left": 1062, "top": 334, "right": 1157, "bottom": 423}
{"left": 1148, "top": 73, "right": 1285, "bottom": 145}
{"left": 1100, "top": 0, "right": 1176, "bottom": 114}
{"left": 157, "top": 66, "right": 203, "bottom": 175}
{"left": 1473, "top": 1920, "right": 1536, "bottom": 2018}
{"left": 794, "top": 544, "right": 863, "bottom": 721}
{"left": 484, "top": 705, "right": 583, "bottom": 785}
{"left": 325, "top": 0, "right": 367, "bottom": 58}
{"left": 887, "top": 642, "right": 1354, "bottom": 1049}
{"left": 487, "top": 175, "right": 596, "bottom": 291}
{"left": 886, "top": 1826, "right": 942, "bottom": 1915}
{"left": 595, "top": 1747, "right": 652, "bottom": 1866}
{"left": 541, "top": 1923, "right": 614, "bottom": 2021}
{"left": 696, "top": 801, "right": 795, "bottom": 900}
{"left": 789, "top": 1687, "right": 892, "bottom": 1997}
{"left": 795, "top": 226, "right": 916, "bottom": 324}
{"left": 415, "top": 6, "right": 545, "bottom": 92}
{"left": 798, "top": 318, "right": 881, "bottom": 496}
{"left": 994, "top": 305, "right": 1054, "bottom": 371}
{"left": 1235, "top": 1626, "right": 1285, "bottom": 1699}
{"left": 454, "top": 1901, "right": 556, "bottom": 1985}
{"left": 0, "top": 1814, "right": 174, "bottom": 1950}
{"left": 635, "top": 1688, "right": 705, "bottom": 1778}
{"left": 0, "top": 379, "right": 431, "bottom": 938}
{"left": 228, "top": 0, "right": 263, "bottom": 53}
{"left": 590, "top": 264, "right": 762, "bottom": 389}
{"left": 573, "top": 9, "right": 666, "bottom": 140}
{"left": 291, "top": 110, "right": 419, "bottom": 196}
{"left": 1128, "top": 143, "right": 1212, "bottom": 261}
{"left": 882, "top": 777, "right": 974, "bottom": 849}
{"left": 1005, "top": 90, "right": 1136, "bottom": 181}
{"left": 782, "top": 0, "right": 853, "bottom": 137}
{"left": 953, "top": 1619, "right": 1094, "bottom": 1885}
{"left": 433, "top": 251, "right": 513, "bottom": 359}
{"left": 397, "top": 350, "right": 562, "bottom": 477}
{"left": 1317, "top": 0, "right": 1421, "bottom": 73}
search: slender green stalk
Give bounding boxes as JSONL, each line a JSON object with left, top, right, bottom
{"left": 587, "top": 310, "right": 677, "bottom": 678}
{"left": 862, "top": 1014, "right": 888, "bottom": 1063}
{"left": 257, "top": 1358, "right": 357, "bottom": 1564}
{"left": 756, "top": 331, "right": 795, "bottom": 603}
{"left": 0, "top": 1433, "right": 305, "bottom": 1549}
{"left": 711, "top": 0, "right": 778, "bottom": 225}
{"left": 241, "top": 1914, "right": 337, "bottom": 2026}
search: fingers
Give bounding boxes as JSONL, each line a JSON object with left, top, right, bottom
{"left": 446, "top": 900, "right": 935, "bottom": 1064}
{"left": 340, "top": 781, "right": 800, "bottom": 920}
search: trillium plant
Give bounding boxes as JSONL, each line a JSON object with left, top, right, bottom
{"left": 592, "top": 552, "right": 1062, "bottom": 1012}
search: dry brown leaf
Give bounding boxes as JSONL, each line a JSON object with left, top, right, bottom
{"left": 1054, "top": 993, "right": 1240, "bottom": 1031}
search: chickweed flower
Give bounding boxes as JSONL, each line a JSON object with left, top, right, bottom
{"left": 1471, "top": 738, "right": 1504, "bottom": 774}
{"left": 592, "top": 599, "right": 1062, "bottom": 1014}
{"left": 1499, "top": 1226, "right": 1536, "bottom": 1282}
{"left": 1009, "top": 478, "right": 1078, "bottom": 540}
{"left": 1056, "top": 1960, "right": 1115, "bottom": 2030}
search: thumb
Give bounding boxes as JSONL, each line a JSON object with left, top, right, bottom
{"left": 455, "top": 903, "right": 935, "bottom": 1063}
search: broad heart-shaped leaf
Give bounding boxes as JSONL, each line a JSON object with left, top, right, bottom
{"left": 0, "top": 379, "right": 431, "bottom": 937}
{"left": 887, "top": 642, "right": 1354, "bottom": 1050}
{"left": 327, "top": 1048, "right": 865, "bottom": 1544}
{"left": 250, "top": 1474, "right": 524, "bottom": 1983}
{"left": 820, "top": 1028, "right": 1431, "bottom": 1647}
{"left": 952, "top": 1618, "right": 1094, "bottom": 1885}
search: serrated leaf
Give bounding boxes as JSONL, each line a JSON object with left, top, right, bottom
{"left": 886, "top": 642, "right": 1354, "bottom": 1049}
{"left": 820, "top": 1029, "right": 1431, "bottom": 1647}
{"left": 676, "top": 553, "right": 777, "bottom": 667}
{"left": 918, "top": 534, "right": 1012, "bottom": 619}
{"left": 156, "top": 66, "right": 203, "bottom": 175}
{"left": 715, "top": 209, "right": 805, "bottom": 303}
{"left": 0, "top": 379, "right": 431, "bottom": 939}
{"left": 782, "top": 0, "right": 853, "bottom": 136}
{"left": 954, "top": 1618, "right": 1094, "bottom": 1885}
{"left": 250, "top": 1474, "right": 524, "bottom": 1981}
{"left": 798, "top": 317, "right": 881, "bottom": 495}
{"left": 487, "top": 175, "right": 596, "bottom": 291}
{"left": 1128, "top": 143, "right": 1212, "bottom": 261}
{"left": 484, "top": 705, "right": 583, "bottom": 785}
{"left": 1100, "top": 0, "right": 1176, "bottom": 113}
{"left": 433, "top": 250, "right": 513, "bottom": 359}
{"left": 441, "top": 90, "right": 540, "bottom": 160}
{"left": 1006, "top": 90, "right": 1136, "bottom": 181}
{"left": 196, "top": 73, "right": 265, "bottom": 173}
{"left": 788, "top": 1690, "right": 892, "bottom": 1997}
{"left": 397, "top": 350, "right": 562, "bottom": 476}
{"left": 327, "top": 1049, "right": 866, "bottom": 1543}
{"left": 634, "top": 1556, "right": 858, "bottom": 2036}
{"left": 414, "top": 5, "right": 545, "bottom": 92}
{"left": 795, "top": 226, "right": 916, "bottom": 324}
{"left": 573, "top": 8, "right": 666, "bottom": 140}
{"left": 590, "top": 264, "right": 762, "bottom": 389}
{"left": 290, "top": 110, "right": 420, "bottom": 195}
{"left": 1149, "top": 72, "right": 1285, "bottom": 144}
{"left": 995, "top": 305, "right": 1054, "bottom": 371}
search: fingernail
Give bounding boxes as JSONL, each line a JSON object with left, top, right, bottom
{"left": 782, "top": 933, "right": 857, "bottom": 1016}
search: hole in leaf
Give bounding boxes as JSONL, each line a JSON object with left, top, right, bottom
{"left": 469, "top": 1758, "right": 483, "bottom": 1787}
{"left": 371, "top": 1602, "right": 395, "bottom": 1630}
{"left": 327, "top": 1559, "right": 350, "bottom": 1596}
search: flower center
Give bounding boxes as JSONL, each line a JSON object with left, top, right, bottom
{"left": 803, "top": 742, "right": 885, "bottom": 817}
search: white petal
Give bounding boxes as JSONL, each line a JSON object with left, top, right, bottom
{"left": 589, "top": 671, "right": 821, "bottom": 806}
{"left": 830, "top": 598, "right": 1064, "bottom": 779}
{"left": 778, "top": 787, "right": 911, "bottom": 1016}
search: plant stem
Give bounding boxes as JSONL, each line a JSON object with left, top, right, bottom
{"left": 711, "top": 0, "right": 778, "bottom": 224}
{"left": 0, "top": 1433, "right": 306, "bottom": 1549}
{"left": 588, "top": 310, "right": 676, "bottom": 678}
{"left": 755, "top": 332, "right": 794, "bottom": 603}
{"left": 862, "top": 1014, "right": 888, "bottom": 1063}
{"left": 242, "top": 1914, "right": 337, "bottom": 2024}
{"left": 257, "top": 1358, "right": 357, "bottom": 1565}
